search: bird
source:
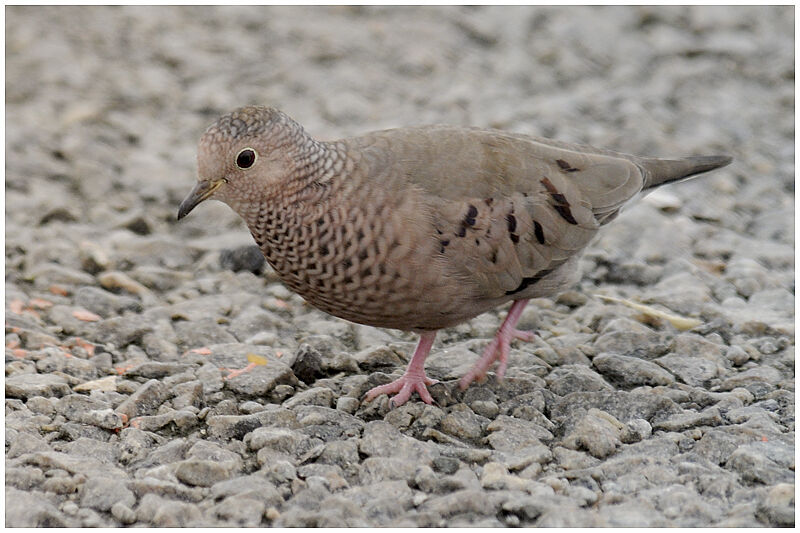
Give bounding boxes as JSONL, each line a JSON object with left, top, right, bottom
{"left": 178, "top": 106, "right": 731, "bottom": 407}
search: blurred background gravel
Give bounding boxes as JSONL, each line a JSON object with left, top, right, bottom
{"left": 5, "top": 5, "right": 794, "bottom": 527}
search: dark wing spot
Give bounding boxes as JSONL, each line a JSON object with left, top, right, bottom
{"left": 541, "top": 177, "right": 578, "bottom": 225}
{"left": 463, "top": 204, "right": 478, "bottom": 227}
{"left": 556, "top": 159, "right": 580, "bottom": 172}
{"left": 510, "top": 233, "right": 520, "bottom": 244}
{"left": 541, "top": 177, "right": 559, "bottom": 195}
{"left": 343, "top": 258, "right": 352, "bottom": 270}
{"left": 456, "top": 226, "right": 466, "bottom": 238}
{"left": 505, "top": 267, "right": 555, "bottom": 296}
{"left": 490, "top": 251, "right": 497, "bottom": 263}
{"left": 484, "top": 197, "right": 494, "bottom": 206}
{"left": 553, "top": 204, "right": 578, "bottom": 225}
{"left": 506, "top": 214, "right": 517, "bottom": 233}
{"left": 358, "top": 249, "right": 368, "bottom": 261}
{"left": 533, "top": 221, "right": 545, "bottom": 244}
{"left": 320, "top": 244, "right": 330, "bottom": 256}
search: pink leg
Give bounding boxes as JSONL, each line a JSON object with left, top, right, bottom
{"left": 458, "top": 299, "right": 535, "bottom": 390}
{"left": 364, "top": 331, "right": 439, "bottom": 407}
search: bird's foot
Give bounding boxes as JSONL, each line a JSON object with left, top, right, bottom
{"left": 458, "top": 299, "right": 534, "bottom": 389}
{"left": 364, "top": 373, "right": 440, "bottom": 407}
{"left": 363, "top": 330, "right": 439, "bottom": 407}
{"left": 458, "top": 327, "right": 535, "bottom": 389}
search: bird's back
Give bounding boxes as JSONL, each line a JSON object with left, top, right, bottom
{"left": 342, "top": 126, "right": 729, "bottom": 322}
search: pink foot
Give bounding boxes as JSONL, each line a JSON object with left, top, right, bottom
{"left": 459, "top": 299, "right": 535, "bottom": 389}
{"left": 364, "top": 331, "right": 438, "bottom": 407}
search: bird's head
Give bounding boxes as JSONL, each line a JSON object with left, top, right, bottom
{"left": 177, "top": 106, "right": 302, "bottom": 220}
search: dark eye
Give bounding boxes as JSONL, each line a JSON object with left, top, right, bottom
{"left": 236, "top": 148, "right": 257, "bottom": 169}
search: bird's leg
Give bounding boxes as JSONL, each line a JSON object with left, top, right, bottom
{"left": 364, "top": 331, "right": 439, "bottom": 407}
{"left": 459, "top": 299, "right": 534, "bottom": 389}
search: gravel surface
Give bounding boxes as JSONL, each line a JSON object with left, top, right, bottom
{"left": 5, "top": 5, "right": 794, "bottom": 527}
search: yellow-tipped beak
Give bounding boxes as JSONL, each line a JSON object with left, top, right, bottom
{"left": 177, "top": 180, "right": 224, "bottom": 220}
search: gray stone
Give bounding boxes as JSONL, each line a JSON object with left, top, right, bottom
{"left": 80, "top": 476, "right": 136, "bottom": 512}
{"left": 553, "top": 446, "right": 600, "bottom": 470}
{"left": 209, "top": 495, "right": 266, "bottom": 527}
{"left": 596, "top": 499, "right": 670, "bottom": 527}
{"left": 74, "top": 286, "right": 141, "bottom": 316}
{"left": 6, "top": 373, "right": 71, "bottom": 399}
{"left": 593, "top": 353, "right": 675, "bottom": 388}
{"left": 5, "top": 487, "right": 69, "bottom": 527}
{"left": 653, "top": 406, "right": 723, "bottom": 432}
{"left": 223, "top": 362, "right": 298, "bottom": 398}
{"left": 58, "top": 437, "right": 121, "bottom": 464}
{"left": 175, "top": 459, "right": 236, "bottom": 487}
{"left": 295, "top": 405, "right": 365, "bottom": 440}
{"left": 136, "top": 493, "right": 202, "bottom": 527}
{"left": 335, "top": 396, "right": 360, "bottom": 414}
{"left": 210, "top": 474, "right": 283, "bottom": 507}
{"left": 486, "top": 415, "right": 550, "bottom": 452}
{"left": 111, "top": 502, "right": 137, "bottom": 525}
{"left": 620, "top": 418, "right": 652, "bottom": 443}
{"left": 421, "top": 488, "right": 506, "bottom": 518}
{"left": 359, "top": 421, "right": 437, "bottom": 464}
{"left": 206, "top": 405, "right": 298, "bottom": 440}
{"left": 283, "top": 386, "right": 335, "bottom": 409}
{"left": 439, "top": 403, "right": 487, "bottom": 441}
{"left": 756, "top": 483, "right": 795, "bottom": 526}
{"left": 593, "top": 318, "right": 667, "bottom": 359}
{"left": 720, "top": 365, "right": 783, "bottom": 391}
{"left": 5, "top": 466, "right": 45, "bottom": 490}
{"left": 246, "top": 427, "right": 308, "bottom": 454}
{"left": 318, "top": 439, "right": 360, "bottom": 472}
{"left": 115, "top": 379, "right": 171, "bottom": 420}
{"left": 551, "top": 390, "right": 682, "bottom": 430}
{"left": 546, "top": 364, "right": 613, "bottom": 395}
{"left": 7, "top": 430, "right": 52, "bottom": 458}
{"left": 725, "top": 440, "right": 794, "bottom": 485}
{"left": 92, "top": 315, "right": 153, "bottom": 346}
{"left": 123, "top": 361, "right": 192, "bottom": 379}
{"left": 562, "top": 408, "right": 624, "bottom": 458}
{"left": 360, "top": 456, "right": 419, "bottom": 484}
{"left": 655, "top": 354, "right": 720, "bottom": 387}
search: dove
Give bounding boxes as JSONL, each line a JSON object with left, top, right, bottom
{"left": 178, "top": 106, "right": 731, "bottom": 406}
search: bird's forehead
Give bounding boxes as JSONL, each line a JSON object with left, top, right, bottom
{"left": 201, "top": 106, "right": 277, "bottom": 146}
{"left": 197, "top": 106, "right": 281, "bottom": 178}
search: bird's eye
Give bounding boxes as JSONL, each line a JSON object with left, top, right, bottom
{"left": 236, "top": 148, "right": 257, "bottom": 169}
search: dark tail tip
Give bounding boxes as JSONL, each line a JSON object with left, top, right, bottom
{"left": 643, "top": 154, "right": 733, "bottom": 189}
{"left": 682, "top": 155, "right": 733, "bottom": 178}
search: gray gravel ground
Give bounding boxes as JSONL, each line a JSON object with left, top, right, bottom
{"left": 5, "top": 5, "right": 794, "bottom": 527}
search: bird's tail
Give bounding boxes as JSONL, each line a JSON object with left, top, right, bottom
{"left": 640, "top": 155, "right": 733, "bottom": 189}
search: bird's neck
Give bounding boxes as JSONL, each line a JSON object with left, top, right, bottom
{"left": 238, "top": 138, "right": 355, "bottom": 250}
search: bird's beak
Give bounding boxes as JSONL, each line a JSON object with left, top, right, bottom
{"left": 177, "top": 179, "right": 224, "bottom": 220}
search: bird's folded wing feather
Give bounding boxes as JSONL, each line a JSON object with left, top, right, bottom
{"left": 351, "top": 127, "right": 648, "bottom": 298}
